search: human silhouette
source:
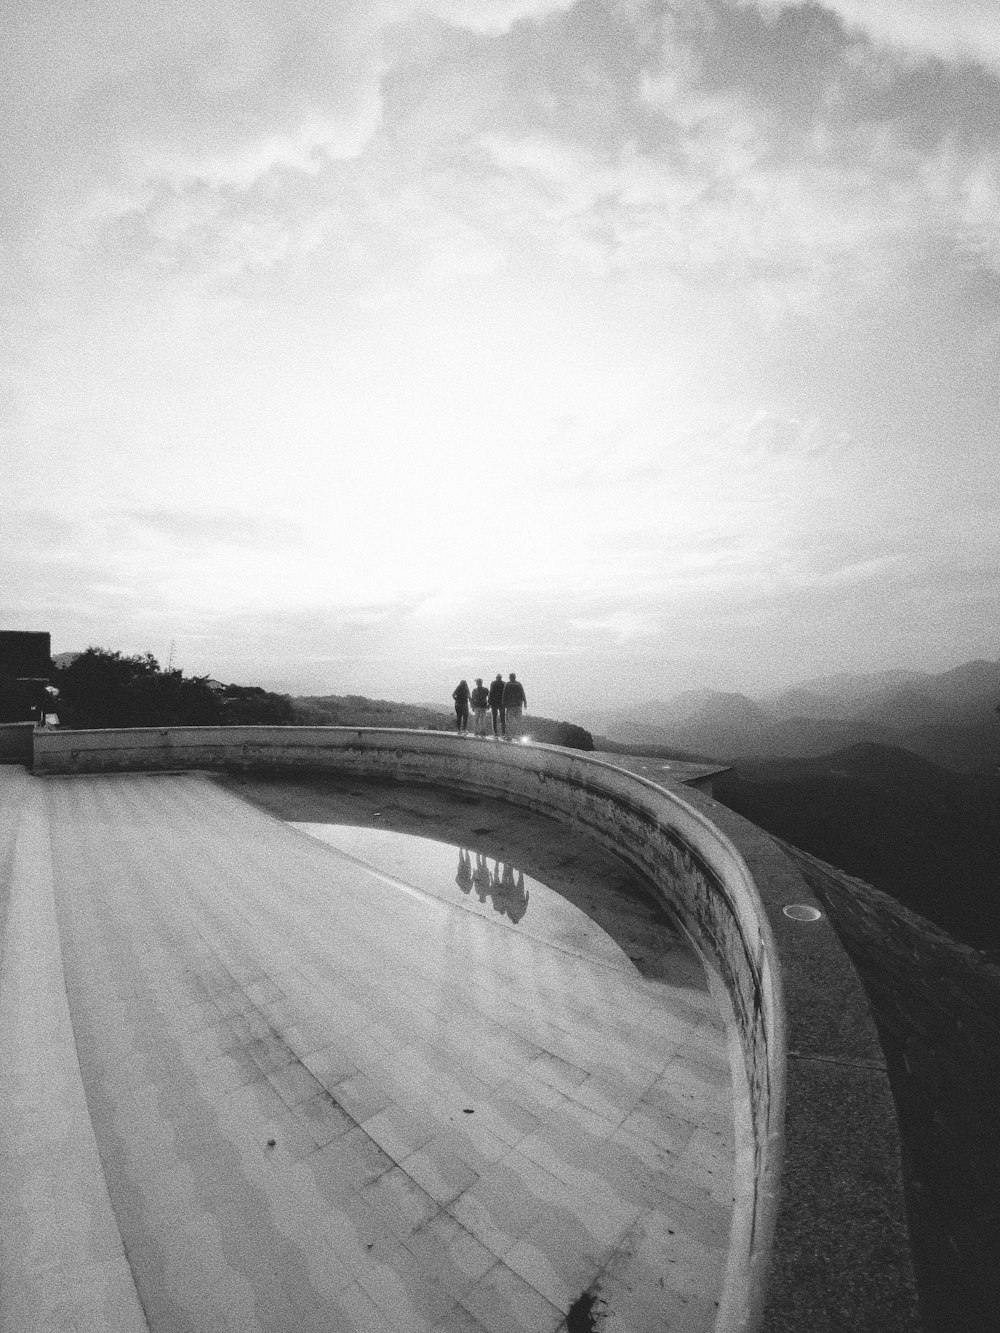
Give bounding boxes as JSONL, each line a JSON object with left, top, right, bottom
{"left": 508, "top": 869, "right": 529, "bottom": 924}
{"left": 455, "top": 848, "right": 473, "bottom": 895}
{"left": 463, "top": 852, "right": 529, "bottom": 923}
{"left": 487, "top": 861, "right": 530, "bottom": 924}
{"left": 452, "top": 679, "right": 471, "bottom": 732}
{"left": 470, "top": 678, "right": 490, "bottom": 736}
{"left": 487, "top": 673, "right": 505, "bottom": 737}
{"left": 501, "top": 673, "right": 527, "bottom": 740}
{"left": 472, "top": 852, "right": 492, "bottom": 902}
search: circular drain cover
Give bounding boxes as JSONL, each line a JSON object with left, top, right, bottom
{"left": 783, "top": 904, "right": 822, "bottom": 922}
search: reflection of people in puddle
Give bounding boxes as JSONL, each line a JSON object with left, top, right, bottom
{"left": 457, "top": 848, "right": 529, "bottom": 923}
{"left": 455, "top": 848, "right": 473, "bottom": 895}
{"left": 489, "top": 860, "right": 530, "bottom": 924}
{"left": 472, "top": 852, "right": 492, "bottom": 903}
{"left": 496, "top": 858, "right": 533, "bottom": 922}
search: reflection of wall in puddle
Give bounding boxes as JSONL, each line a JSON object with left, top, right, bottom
{"left": 455, "top": 847, "right": 530, "bottom": 924}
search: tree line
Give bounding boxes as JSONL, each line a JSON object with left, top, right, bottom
{"left": 52, "top": 648, "right": 295, "bottom": 729}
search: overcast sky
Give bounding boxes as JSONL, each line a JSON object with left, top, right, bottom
{"left": 3, "top": 0, "right": 998, "bottom": 710}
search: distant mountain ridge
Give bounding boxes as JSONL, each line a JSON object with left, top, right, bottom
{"left": 590, "top": 658, "right": 1000, "bottom": 773}
{"left": 292, "top": 694, "right": 449, "bottom": 730}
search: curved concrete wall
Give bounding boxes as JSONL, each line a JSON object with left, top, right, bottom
{"left": 31, "top": 725, "right": 916, "bottom": 1332}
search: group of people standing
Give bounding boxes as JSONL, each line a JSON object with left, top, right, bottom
{"left": 451, "top": 673, "right": 527, "bottom": 739}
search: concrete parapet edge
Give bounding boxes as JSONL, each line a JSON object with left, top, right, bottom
{"left": 0, "top": 720, "right": 35, "bottom": 764}
{"left": 31, "top": 726, "right": 918, "bottom": 1331}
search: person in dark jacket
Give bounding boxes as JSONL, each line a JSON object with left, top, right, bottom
{"left": 452, "top": 679, "right": 472, "bottom": 732}
{"left": 470, "top": 678, "right": 490, "bottom": 736}
{"left": 502, "top": 673, "right": 527, "bottom": 740}
{"left": 487, "top": 674, "right": 506, "bottom": 737}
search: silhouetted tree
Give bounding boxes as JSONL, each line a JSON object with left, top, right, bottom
{"left": 52, "top": 648, "right": 299, "bottom": 728}
{"left": 521, "top": 717, "right": 595, "bottom": 751}
{"left": 52, "top": 648, "right": 223, "bottom": 728}
{"left": 53, "top": 648, "right": 158, "bottom": 727}
{"left": 128, "top": 669, "right": 225, "bottom": 726}
{"left": 220, "top": 684, "right": 295, "bottom": 725}
{"left": 552, "top": 722, "right": 595, "bottom": 751}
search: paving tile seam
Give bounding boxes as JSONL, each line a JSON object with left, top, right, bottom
{"left": 48, "top": 797, "right": 614, "bottom": 1322}
{"left": 329, "top": 1162, "right": 567, "bottom": 1327}
{"left": 60, "top": 933, "right": 690, "bottom": 1121}
{"left": 146, "top": 863, "right": 682, "bottom": 1093}
{"left": 787, "top": 1051, "right": 888, "bottom": 1072}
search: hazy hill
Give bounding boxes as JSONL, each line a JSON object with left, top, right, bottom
{"left": 293, "top": 694, "right": 451, "bottom": 730}
{"left": 760, "top": 685, "right": 856, "bottom": 721}
{"left": 595, "top": 697, "right": 894, "bottom": 764}
{"left": 591, "top": 658, "right": 1000, "bottom": 773}
{"left": 713, "top": 743, "right": 1000, "bottom": 951}
{"left": 770, "top": 666, "right": 931, "bottom": 708}
{"left": 773, "top": 659, "right": 1000, "bottom": 727}
{"left": 291, "top": 694, "right": 594, "bottom": 750}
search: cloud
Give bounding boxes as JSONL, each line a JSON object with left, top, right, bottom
{"left": 749, "top": 0, "right": 1000, "bottom": 71}
{"left": 0, "top": 504, "right": 307, "bottom": 644}
{"left": 122, "top": 507, "right": 303, "bottom": 550}
{"left": 3, "top": 3, "right": 376, "bottom": 236}
{"left": 742, "top": 412, "right": 849, "bottom": 457}
{"left": 449, "top": 1, "right": 1000, "bottom": 305}
{"left": 1, "top": 0, "right": 578, "bottom": 219}
{"left": 11, "top": 0, "right": 1000, "bottom": 320}
{"left": 416, "top": 0, "right": 578, "bottom": 34}
{"left": 569, "top": 611, "right": 664, "bottom": 642}
{"left": 0, "top": 509, "right": 81, "bottom": 551}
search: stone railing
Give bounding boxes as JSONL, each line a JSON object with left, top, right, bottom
{"left": 30, "top": 725, "right": 917, "bottom": 1331}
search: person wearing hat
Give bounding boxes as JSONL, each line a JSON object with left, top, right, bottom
{"left": 470, "top": 677, "right": 490, "bottom": 736}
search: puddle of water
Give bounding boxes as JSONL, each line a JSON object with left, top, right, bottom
{"left": 291, "top": 822, "right": 640, "bottom": 973}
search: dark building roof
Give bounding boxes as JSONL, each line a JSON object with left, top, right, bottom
{"left": 0, "top": 631, "right": 51, "bottom": 679}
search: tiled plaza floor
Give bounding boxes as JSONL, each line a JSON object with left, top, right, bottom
{"left": 2, "top": 768, "right": 742, "bottom": 1332}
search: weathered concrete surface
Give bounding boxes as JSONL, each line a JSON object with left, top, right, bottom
{"left": 0, "top": 768, "right": 147, "bottom": 1332}
{"left": 5, "top": 767, "right": 746, "bottom": 1333}
{"left": 32, "top": 723, "right": 784, "bottom": 1333}
{"left": 24, "top": 726, "right": 923, "bottom": 1330}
